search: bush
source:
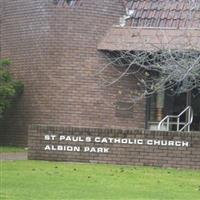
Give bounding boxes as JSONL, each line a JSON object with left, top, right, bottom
{"left": 0, "top": 59, "right": 23, "bottom": 118}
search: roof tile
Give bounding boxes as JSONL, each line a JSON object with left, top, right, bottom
{"left": 125, "top": 0, "right": 200, "bottom": 28}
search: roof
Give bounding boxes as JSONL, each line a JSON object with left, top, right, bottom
{"left": 97, "top": 1, "right": 200, "bottom": 51}
{"left": 124, "top": 0, "right": 200, "bottom": 28}
{"left": 98, "top": 27, "right": 200, "bottom": 51}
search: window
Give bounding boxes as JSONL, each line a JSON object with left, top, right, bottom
{"left": 66, "top": 0, "right": 77, "bottom": 6}
{"left": 115, "top": 102, "right": 134, "bottom": 118}
{"left": 54, "top": 0, "right": 79, "bottom": 7}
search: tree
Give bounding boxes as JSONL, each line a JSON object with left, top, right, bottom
{"left": 98, "top": 48, "right": 200, "bottom": 102}
{"left": 0, "top": 59, "right": 23, "bottom": 118}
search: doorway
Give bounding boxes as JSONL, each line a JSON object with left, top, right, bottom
{"left": 147, "top": 91, "right": 200, "bottom": 131}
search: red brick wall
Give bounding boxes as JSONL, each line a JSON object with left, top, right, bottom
{"left": 0, "top": 0, "right": 146, "bottom": 146}
{"left": 28, "top": 125, "right": 200, "bottom": 169}
{"left": 0, "top": 1, "right": 3, "bottom": 58}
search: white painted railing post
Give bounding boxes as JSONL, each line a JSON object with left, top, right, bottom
{"left": 177, "top": 118, "right": 180, "bottom": 131}
{"left": 167, "top": 117, "right": 170, "bottom": 131}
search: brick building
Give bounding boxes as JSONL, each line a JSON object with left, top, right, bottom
{"left": 0, "top": 0, "right": 200, "bottom": 146}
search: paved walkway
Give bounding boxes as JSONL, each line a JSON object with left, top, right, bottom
{"left": 0, "top": 152, "right": 27, "bottom": 160}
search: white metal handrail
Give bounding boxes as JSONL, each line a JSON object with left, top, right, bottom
{"left": 158, "top": 106, "right": 193, "bottom": 132}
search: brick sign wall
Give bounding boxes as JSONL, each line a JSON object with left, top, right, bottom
{"left": 28, "top": 125, "right": 200, "bottom": 169}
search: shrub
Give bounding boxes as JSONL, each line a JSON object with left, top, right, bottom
{"left": 0, "top": 59, "right": 23, "bottom": 118}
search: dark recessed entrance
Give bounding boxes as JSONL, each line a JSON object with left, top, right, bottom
{"left": 147, "top": 91, "right": 200, "bottom": 131}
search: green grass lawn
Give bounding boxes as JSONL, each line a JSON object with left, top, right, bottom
{"left": 0, "top": 146, "right": 27, "bottom": 153}
{"left": 0, "top": 161, "right": 200, "bottom": 200}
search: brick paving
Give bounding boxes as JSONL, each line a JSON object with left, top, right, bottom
{"left": 0, "top": 152, "right": 27, "bottom": 161}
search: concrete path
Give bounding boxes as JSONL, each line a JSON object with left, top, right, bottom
{"left": 0, "top": 152, "right": 27, "bottom": 160}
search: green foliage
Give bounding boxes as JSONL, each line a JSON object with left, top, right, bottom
{"left": 0, "top": 59, "right": 23, "bottom": 118}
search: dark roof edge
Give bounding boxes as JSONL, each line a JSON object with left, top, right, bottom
{"left": 113, "top": 25, "right": 200, "bottom": 31}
